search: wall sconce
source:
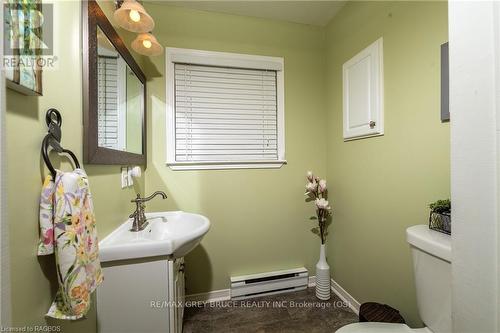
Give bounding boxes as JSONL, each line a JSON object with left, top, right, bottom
{"left": 114, "top": 0, "right": 154, "bottom": 33}
{"left": 131, "top": 32, "right": 163, "bottom": 56}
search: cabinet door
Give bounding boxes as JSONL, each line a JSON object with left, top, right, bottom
{"left": 97, "top": 260, "right": 170, "bottom": 333}
{"left": 343, "top": 38, "right": 384, "bottom": 140}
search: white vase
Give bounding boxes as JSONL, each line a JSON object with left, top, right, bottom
{"left": 315, "top": 243, "right": 331, "bottom": 300}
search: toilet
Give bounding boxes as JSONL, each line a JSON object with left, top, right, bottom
{"left": 336, "top": 225, "right": 451, "bottom": 333}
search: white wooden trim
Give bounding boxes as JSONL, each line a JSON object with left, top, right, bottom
{"left": 167, "top": 47, "right": 283, "bottom": 71}
{"left": 165, "top": 47, "right": 286, "bottom": 170}
{"left": 185, "top": 278, "right": 361, "bottom": 316}
{"left": 185, "top": 289, "right": 231, "bottom": 303}
{"left": 331, "top": 278, "right": 361, "bottom": 315}
{"left": 309, "top": 275, "right": 360, "bottom": 315}
{"left": 276, "top": 67, "right": 286, "bottom": 162}
{"left": 167, "top": 160, "right": 286, "bottom": 171}
{"left": 308, "top": 275, "right": 316, "bottom": 287}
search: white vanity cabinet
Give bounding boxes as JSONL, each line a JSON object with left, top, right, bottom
{"left": 96, "top": 210, "right": 209, "bottom": 332}
{"left": 97, "top": 257, "right": 185, "bottom": 333}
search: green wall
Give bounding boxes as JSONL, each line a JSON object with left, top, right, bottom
{"left": 325, "top": 1, "right": 449, "bottom": 326}
{"left": 142, "top": 3, "right": 328, "bottom": 294}
{"left": 5, "top": 1, "right": 143, "bottom": 332}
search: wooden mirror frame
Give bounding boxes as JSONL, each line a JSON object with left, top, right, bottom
{"left": 82, "top": 0, "right": 147, "bottom": 165}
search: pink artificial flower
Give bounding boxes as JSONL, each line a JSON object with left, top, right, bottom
{"left": 315, "top": 198, "right": 330, "bottom": 210}
{"left": 306, "top": 181, "right": 317, "bottom": 193}
{"left": 319, "top": 179, "right": 327, "bottom": 193}
{"left": 306, "top": 171, "right": 314, "bottom": 182}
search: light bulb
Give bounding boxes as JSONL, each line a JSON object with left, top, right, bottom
{"left": 129, "top": 9, "right": 140, "bottom": 22}
{"left": 142, "top": 39, "right": 152, "bottom": 49}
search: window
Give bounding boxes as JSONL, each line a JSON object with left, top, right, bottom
{"left": 166, "top": 48, "right": 286, "bottom": 170}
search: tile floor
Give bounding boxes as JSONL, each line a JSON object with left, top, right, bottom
{"left": 183, "top": 288, "right": 358, "bottom": 332}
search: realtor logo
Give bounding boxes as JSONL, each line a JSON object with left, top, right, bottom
{"left": 3, "top": 1, "right": 56, "bottom": 93}
{"left": 4, "top": 2, "right": 53, "bottom": 55}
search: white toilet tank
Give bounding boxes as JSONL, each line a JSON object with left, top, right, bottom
{"left": 406, "top": 225, "right": 451, "bottom": 333}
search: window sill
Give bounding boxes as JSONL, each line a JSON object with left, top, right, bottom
{"left": 166, "top": 160, "right": 287, "bottom": 171}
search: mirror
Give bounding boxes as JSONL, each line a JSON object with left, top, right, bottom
{"left": 97, "top": 27, "right": 144, "bottom": 154}
{"left": 83, "top": 0, "right": 146, "bottom": 165}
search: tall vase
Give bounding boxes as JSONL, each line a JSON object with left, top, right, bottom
{"left": 316, "top": 243, "right": 331, "bottom": 300}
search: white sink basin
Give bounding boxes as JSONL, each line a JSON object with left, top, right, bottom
{"left": 99, "top": 211, "right": 210, "bottom": 262}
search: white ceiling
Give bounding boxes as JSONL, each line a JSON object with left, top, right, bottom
{"left": 150, "top": 1, "right": 347, "bottom": 27}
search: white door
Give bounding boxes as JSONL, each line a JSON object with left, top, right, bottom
{"left": 342, "top": 38, "right": 384, "bottom": 140}
{"left": 449, "top": 1, "right": 500, "bottom": 332}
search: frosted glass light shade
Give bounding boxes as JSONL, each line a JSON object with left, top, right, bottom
{"left": 114, "top": 0, "right": 154, "bottom": 33}
{"left": 131, "top": 33, "right": 163, "bottom": 56}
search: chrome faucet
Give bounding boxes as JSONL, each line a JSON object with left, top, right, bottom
{"left": 129, "top": 191, "right": 168, "bottom": 232}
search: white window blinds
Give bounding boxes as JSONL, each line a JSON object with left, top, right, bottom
{"left": 174, "top": 63, "right": 279, "bottom": 162}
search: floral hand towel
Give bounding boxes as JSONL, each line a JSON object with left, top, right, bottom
{"left": 38, "top": 175, "right": 56, "bottom": 255}
{"left": 38, "top": 169, "right": 103, "bottom": 320}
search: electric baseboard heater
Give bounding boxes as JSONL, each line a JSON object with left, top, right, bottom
{"left": 230, "top": 267, "right": 309, "bottom": 300}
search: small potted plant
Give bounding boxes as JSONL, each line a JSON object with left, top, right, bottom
{"left": 429, "top": 199, "right": 451, "bottom": 235}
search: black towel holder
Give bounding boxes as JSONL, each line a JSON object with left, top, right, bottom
{"left": 41, "top": 108, "right": 81, "bottom": 179}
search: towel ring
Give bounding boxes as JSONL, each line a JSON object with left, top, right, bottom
{"left": 41, "top": 109, "right": 81, "bottom": 179}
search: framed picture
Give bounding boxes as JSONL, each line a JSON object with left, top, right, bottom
{"left": 4, "top": 0, "right": 43, "bottom": 95}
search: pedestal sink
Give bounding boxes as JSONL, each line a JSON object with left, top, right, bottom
{"left": 99, "top": 211, "right": 210, "bottom": 262}
{"left": 97, "top": 211, "right": 209, "bottom": 333}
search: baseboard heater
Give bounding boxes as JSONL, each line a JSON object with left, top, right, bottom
{"left": 230, "top": 267, "right": 309, "bottom": 300}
